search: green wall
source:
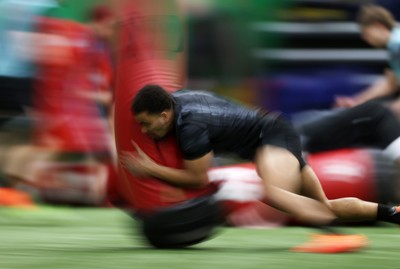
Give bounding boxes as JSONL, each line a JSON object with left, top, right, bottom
{"left": 46, "top": 0, "right": 106, "bottom": 22}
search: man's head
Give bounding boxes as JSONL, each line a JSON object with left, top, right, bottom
{"left": 131, "top": 85, "right": 175, "bottom": 140}
{"left": 357, "top": 5, "right": 396, "bottom": 47}
{"left": 89, "top": 5, "right": 116, "bottom": 41}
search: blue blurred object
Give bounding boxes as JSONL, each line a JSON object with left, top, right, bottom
{"left": 260, "top": 67, "right": 376, "bottom": 116}
{"left": 0, "top": 0, "right": 58, "bottom": 78}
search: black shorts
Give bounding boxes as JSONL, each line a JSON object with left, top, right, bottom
{"left": 260, "top": 113, "right": 307, "bottom": 169}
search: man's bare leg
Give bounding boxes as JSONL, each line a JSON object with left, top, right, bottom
{"left": 300, "top": 166, "right": 378, "bottom": 221}
{"left": 255, "top": 145, "right": 336, "bottom": 225}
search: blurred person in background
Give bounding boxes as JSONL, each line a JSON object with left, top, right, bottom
{"left": 299, "top": 101, "right": 400, "bottom": 165}
{"left": 85, "top": 4, "right": 116, "bottom": 136}
{"left": 297, "top": 100, "right": 400, "bottom": 202}
{"left": 121, "top": 85, "right": 400, "bottom": 238}
{"left": 334, "top": 5, "right": 400, "bottom": 118}
{"left": 2, "top": 5, "right": 118, "bottom": 206}
{"left": 0, "top": 0, "right": 57, "bottom": 125}
{"left": 0, "top": 0, "right": 58, "bottom": 190}
{"left": 33, "top": 8, "right": 117, "bottom": 206}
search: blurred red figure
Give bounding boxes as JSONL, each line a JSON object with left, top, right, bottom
{"left": 35, "top": 17, "right": 111, "bottom": 154}
{"left": 87, "top": 5, "right": 116, "bottom": 122}
{"left": 13, "top": 15, "right": 118, "bottom": 206}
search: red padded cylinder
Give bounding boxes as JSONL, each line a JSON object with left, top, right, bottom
{"left": 112, "top": 1, "right": 213, "bottom": 212}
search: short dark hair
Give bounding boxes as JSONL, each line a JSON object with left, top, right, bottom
{"left": 89, "top": 5, "right": 113, "bottom": 23}
{"left": 131, "top": 84, "right": 174, "bottom": 115}
{"left": 357, "top": 5, "right": 396, "bottom": 30}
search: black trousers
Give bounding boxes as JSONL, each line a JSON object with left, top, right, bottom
{"left": 297, "top": 101, "right": 400, "bottom": 153}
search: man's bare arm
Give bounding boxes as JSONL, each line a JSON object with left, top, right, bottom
{"left": 354, "top": 69, "right": 397, "bottom": 103}
{"left": 147, "top": 153, "right": 213, "bottom": 188}
{"left": 334, "top": 69, "right": 398, "bottom": 107}
{"left": 120, "top": 141, "right": 213, "bottom": 189}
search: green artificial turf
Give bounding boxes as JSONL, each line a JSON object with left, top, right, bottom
{"left": 0, "top": 207, "right": 398, "bottom": 269}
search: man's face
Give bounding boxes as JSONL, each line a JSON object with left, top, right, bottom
{"left": 135, "top": 111, "right": 170, "bottom": 140}
{"left": 94, "top": 18, "right": 116, "bottom": 41}
{"left": 361, "top": 24, "right": 389, "bottom": 47}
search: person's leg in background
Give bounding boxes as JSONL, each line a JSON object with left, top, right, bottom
{"left": 298, "top": 101, "right": 400, "bottom": 202}
{"left": 298, "top": 101, "right": 400, "bottom": 156}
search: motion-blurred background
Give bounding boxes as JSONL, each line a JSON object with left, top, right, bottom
{"left": 185, "top": 0, "right": 400, "bottom": 116}
{"left": 0, "top": 0, "right": 399, "bottom": 225}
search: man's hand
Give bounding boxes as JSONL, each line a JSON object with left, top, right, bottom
{"left": 119, "top": 140, "right": 156, "bottom": 177}
{"left": 120, "top": 140, "right": 212, "bottom": 188}
{"left": 389, "top": 99, "right": 400, "bottom": 118}
{"left": 333, "top": 96, "right": 358, "bottom": 108}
